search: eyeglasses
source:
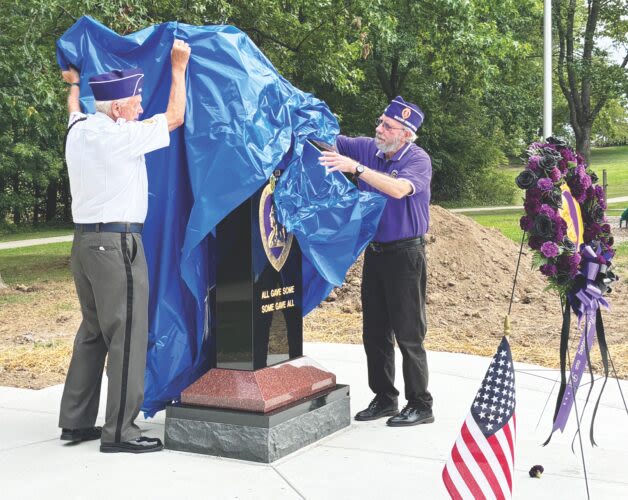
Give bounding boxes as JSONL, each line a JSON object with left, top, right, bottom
{"left": 375, "top": 118, "right": 405, "bottom": 132}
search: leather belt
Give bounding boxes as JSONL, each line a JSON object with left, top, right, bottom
{"left": 368, "top": 236, "right": 424, "bottom": 253}
{"left": 75, "top": 222, "right": 144, "bottom": 233}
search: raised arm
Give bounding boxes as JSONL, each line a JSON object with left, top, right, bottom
{"left": 61, "top": 67, "right": 81, "bottom": 115}
{"left": 165, "top": 39, "right": 191, "bottom": 132}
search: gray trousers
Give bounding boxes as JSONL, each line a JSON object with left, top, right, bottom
{"left": 59, "top": 229, "right": 149, "bottom": 443}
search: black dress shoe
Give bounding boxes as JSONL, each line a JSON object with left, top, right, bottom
{"left": 386, "top": 405, "right": 434, "bottom": 427}
{"left": 354, "top": 396, "right": 399, "bottom": 421}
{"left": 60, "top": 426, "right": 102, "bottom": 443}
{"left": 100, "top": 436, "right": 164, "bottom": 454}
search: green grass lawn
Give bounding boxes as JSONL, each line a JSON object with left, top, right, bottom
{"left": 0, "top": 242, "right": 72, "bottom": 285}
{"left": 501, "top": 144, "right": 628, "bottom": 204}
{"left": 463, "top": 209, "right": 524, "bottom": 242}
{"left": 465, "top": 210, "right": 628, "bottom": 271}
{"left": 590, "top": 146, "right": 628, "bottom": 199}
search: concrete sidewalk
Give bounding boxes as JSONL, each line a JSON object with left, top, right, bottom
{"left": 1, "top": 342, "right": 627, "bottom": 499}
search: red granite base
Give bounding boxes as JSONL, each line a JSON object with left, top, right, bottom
{"left": 181, "top": 356, "right": 336, "bottom": 413}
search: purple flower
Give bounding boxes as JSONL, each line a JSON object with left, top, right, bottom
{"left": 555, "top": 218, "right": 567, "bottom": 242}
{"left": 576, "top": 152, "right": 587, "bottom": 167}
{"left": 567, "top": 254, "right": 581, "bottom": 277}
{"left": 541, "top": 241, "right": 560, "bottom": 258}
{"left": 520, "top": 215, "right": 534, "bottom": 231}
{"left": 561, "top": 148, "right": 576, "bottom": 162}
{"left": 569, "top": 252, "right": 582, "bottom": 267}
{"left": 584, "top": 222, "right": 602, "bottom": 242}
{"left": 528, "top": 155, "right": 541, "bottom": 172}
{"left": 528, "top": 235, "right": 544, "bottom": 250}
{"left": 526, "top": 188, "right": 542, "bottom": 201}
{"left": 540, "top": 264, "right": 557, "bottom": 276}
{"left": 537, "top": 178, "right": 554, "bottom": 191}
{"left": 539, "top": 204, "right": 556, "bottom": 217}
{"left": 550, "top": 167, "right": 562, "bottom": 182}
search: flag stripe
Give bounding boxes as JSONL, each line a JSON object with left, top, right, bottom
{"left": 450, "top": 444, "right": 485, "bottom": 498}
{"left": 455, "top": 432, "right": 497, "bottom": 499}
{"left": 492, "top": 426, "right": 514, "bottom": 487}
{"left": 462, "top": 421, "right": 504, "bottom": 498}
{"left": 466, "top": 418, "right": 511, "bottom": 498}
{"left": 488, "top": 430, "right": 512, "bottom": 490}
{"left": 442, "top": 465, "right": 466, "bottom": 500}
{"left": 502, "top": 414, "right": 516, "bottom": 464}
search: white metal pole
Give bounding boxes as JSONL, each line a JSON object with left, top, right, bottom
{"left": 544, "top": 0, "right": 552, "bottom": 139}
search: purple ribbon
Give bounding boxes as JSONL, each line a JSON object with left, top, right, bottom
{"left": 552, "top": 245, "right": 610, "bottom": 432}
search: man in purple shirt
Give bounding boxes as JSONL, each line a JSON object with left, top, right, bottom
{"left": 319, "top": 96, "right": 434, "bottom": 426}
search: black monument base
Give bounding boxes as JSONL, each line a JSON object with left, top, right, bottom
{"left": 164, "top": 384, "right": 350, "bottom": 463}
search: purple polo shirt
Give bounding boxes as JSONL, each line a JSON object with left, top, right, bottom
{"left": 335, "top": 135, "right": 431, "bottom": 243}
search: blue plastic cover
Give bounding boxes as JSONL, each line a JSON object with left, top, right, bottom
{"left": 57, "top": 17, "right": 385, "bottom": 416}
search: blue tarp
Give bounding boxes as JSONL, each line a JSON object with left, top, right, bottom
{"left": 57, "top": 17, "right": 385, "bottom": 416}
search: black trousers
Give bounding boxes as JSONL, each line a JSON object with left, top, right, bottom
{"left": 361, "top": 241, "right": 433, "bottom": 410}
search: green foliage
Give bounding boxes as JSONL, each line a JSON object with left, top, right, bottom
{"left": 0, "top": 0, "right": 623, "bottom": 225}
{"left": 592, "top": 98, "right": 628, "bottom": 147}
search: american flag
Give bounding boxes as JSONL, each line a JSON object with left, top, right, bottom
{"left": 442, "top": 336, "right": 517, "bottom": 499}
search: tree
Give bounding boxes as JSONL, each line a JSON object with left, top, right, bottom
{"left": 553, "top": 0, "right": 628, "bottom": 162}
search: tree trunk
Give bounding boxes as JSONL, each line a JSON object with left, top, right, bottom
{"left": 46, "top": 180, "right": 58, "bottom": 222}
{"left": 33, "top": 186, "right": 41, "bottom": 224}
{"left": 12, "top": 175, "right": 21, "bottom": 225}
{"left": 575, "top": 125, "right": 592, "bottom": 165}
{"left": 61, "top": 175, "right": 72, "bottom": 222}
{"left": 0, "top": 176, "right": 5, "bottom": 222}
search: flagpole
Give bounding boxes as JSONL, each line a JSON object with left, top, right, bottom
{"left": 543, "top": 0, "right": 552, "bottom": 139}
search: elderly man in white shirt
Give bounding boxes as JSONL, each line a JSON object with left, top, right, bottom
{"left": 58, "top": 39, "right": 190, "bottom": 454}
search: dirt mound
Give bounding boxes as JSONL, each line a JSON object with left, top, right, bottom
{"left": 306, "top": 205, "right": 627, "bottom": 376}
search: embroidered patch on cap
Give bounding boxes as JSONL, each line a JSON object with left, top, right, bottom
{"left": 401, "top": 107, "right": 411, "bottom": 120}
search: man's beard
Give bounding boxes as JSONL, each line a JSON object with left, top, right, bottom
{"left": 375, "top": 133, "right": 403, "bottom": 154}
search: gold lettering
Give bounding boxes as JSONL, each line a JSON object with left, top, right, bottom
{"left": 261, "top": 303, "right": 275, "bottom": 313}
{"left": 261, "top": 290, "right": 269, "bottom": 299}
{"left": 287, "top": 299, "right": 294, "bottom": 307}
{"left": 282, "top": 286, "right": 295, "bottom": 295}
{"left": 271, "top": 288, "right": 282, "bottom": 297}
{"left": 275, "top": 300, "right": 287, "bottom": 310}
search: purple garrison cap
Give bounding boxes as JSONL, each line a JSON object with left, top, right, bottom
{"left": 88, "top": 68, "right": 144, "bottom": 101}
{"left": 383, "top": 96, "right": 424, "bottom": 132}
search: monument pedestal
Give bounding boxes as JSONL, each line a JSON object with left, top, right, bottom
{"left": 181, "top": 356, "right": 336, "bottom": 412}
{"left": 165, "top": 384, "right": 350, "bottom": 463}
{"left": 164, "top": 172, "right": 350, "bottom": 461}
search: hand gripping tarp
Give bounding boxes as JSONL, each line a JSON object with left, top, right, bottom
{"left": 57, "top": 17, "right": 385, "bottom": 416}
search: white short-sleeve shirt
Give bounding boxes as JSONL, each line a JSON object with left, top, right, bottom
{"left": 65, "top": 112, "right": 170, "bottom": 223}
